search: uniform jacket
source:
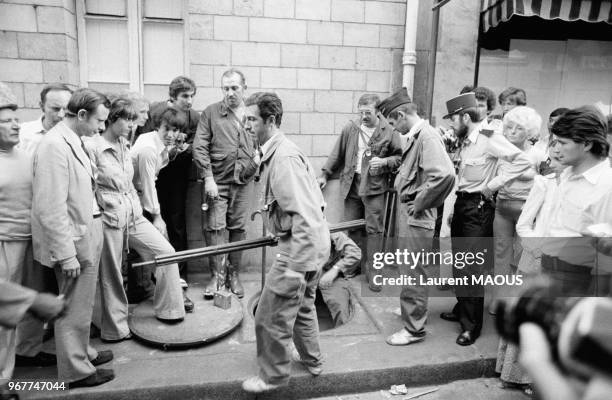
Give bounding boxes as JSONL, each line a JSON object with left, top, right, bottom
{"left": 193, "top": 101, "right": 257, "bottom": 185}
{"left": 260, "top": 133, "right": 331, "bottom": 272}
{"left": 322, "top": 116, "right": 402, "bottom": 198}
{"left": 394, "top": 121, "right": 456, "bottom": 229}
{"left": 31, "top": 122, "right": 96, "bottom": 267}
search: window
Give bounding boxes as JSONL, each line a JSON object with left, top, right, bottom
{"left": 76, "top": 0, "right": 187, "bottom": 98}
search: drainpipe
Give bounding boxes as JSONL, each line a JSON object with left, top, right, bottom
{"left": 426, "top": 5, "right": 440, "bottom": 121}
{"left": 402, "top": 0, "right": 420, "bottom": 98}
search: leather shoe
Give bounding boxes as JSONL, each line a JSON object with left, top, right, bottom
{"left": 456, "top": 331, "right": 478, "bottom": 346}
{"left": 69, "top": 368, "right": 114, "bottom": 389}
{"left": 15, "top": 352, "right": 56, "bottom": 367}
{"left": 226, "top": 268, "right": 245, "bottom": 298}
{"left": 440, "top": 312, "right": 459, "bottom": 322}
{"left": 90, "top": 350, "right": 113, "bottom": 366}
{"left": 183, "top": 292, "right": 194, "bottom": 313}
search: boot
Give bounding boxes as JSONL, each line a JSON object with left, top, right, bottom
{"left": 227, "top": 230, "right": 245, "bottom": 298}
{"left": 203, "top": 230, "right": 227, "bottom": 299}
{"left": 366, "top": 233, "right": 383, "bottom": 292}
{"left": 226, "top": 262, "right": 244, "bottom": 298}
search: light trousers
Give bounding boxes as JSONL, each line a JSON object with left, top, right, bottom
{"left": 98, "top": 215, "right": 184, "bottom": 340}
{"left": 0, "top": 240, "right": 30, "bottom": 386}
{"left": 254, "top": 263, "right": 322, "bottom": 386}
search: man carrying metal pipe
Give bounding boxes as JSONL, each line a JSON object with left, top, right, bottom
{"left": 240, "top": 92, "right": 330, "bottom": 393}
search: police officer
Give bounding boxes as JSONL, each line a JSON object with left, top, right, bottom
{"left": 441, "top": 93, "right": 531, "bottom": 346}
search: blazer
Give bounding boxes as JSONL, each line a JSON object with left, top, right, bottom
{"left": 321, "top": 116, "right": 402, "bottom": 198}
{"left": 31, "top": 122, "right": 96, "bottom": 267}
{"left": 394, "top": 121, "right": 456, "bottom": 229}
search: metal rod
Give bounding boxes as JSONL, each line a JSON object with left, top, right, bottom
{"left": 133, "top": 219, "right": 367, "bottom": 268}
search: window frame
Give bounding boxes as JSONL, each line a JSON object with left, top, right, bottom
{"left": 76, "top": 0, "right": 189, "bottom": 93}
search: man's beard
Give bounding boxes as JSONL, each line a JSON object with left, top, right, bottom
{"left": 455, "top": 122, "right": 469, "bottom": 139}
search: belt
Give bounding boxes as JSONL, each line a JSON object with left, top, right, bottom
{"left": 541, "top": 254, "right": 591, "bottom": 275}
{"left": 93, "top": 214, "right": 102, "bottom": 219}
{"left": 455, "top": 191, "right": 482, "bottom": 199}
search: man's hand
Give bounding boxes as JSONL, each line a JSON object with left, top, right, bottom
{"left": 153, "top": 214, "right": 168, "bottom": 238}
{"left": 594, "top": 237, "right": 612, "bottom": 256}
{"left": 61, "top": 257, "right": 80, "bottom": 278}
{"left": 369, "top": 156, "right": 386, "bottom": 169}
{"left": 482, "top": 186, "right": 494, "bottom": 200}
{"left": 317, "top": 175, "right": 328, "bottom": 189}
{"left": 447, "top": 213, "right": 453, "bottom": 226}
{"left": 29, "top": 293, "right": 66, "bottom": 322}
{"left": 406, "top": 202, "right": 415, "bottom": 216}
{"left": 205, "top": 176, "right": 219, "bottom": 198}
{"left": 319, "top": 267, "right": 339, "bottom": 289}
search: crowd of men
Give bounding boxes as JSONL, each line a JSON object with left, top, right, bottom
{"left": 0, "top": 66, "right": 611, "bottom": 397}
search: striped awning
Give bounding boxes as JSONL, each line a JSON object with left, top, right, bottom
{"left": 481, "top": 0, "right": 612, "bottom": 32}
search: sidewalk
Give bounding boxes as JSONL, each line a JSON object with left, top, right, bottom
{"left": 14, "top": 272, "right": 501, "bottom": 400}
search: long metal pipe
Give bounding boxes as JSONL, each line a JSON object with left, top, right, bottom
{"left": 132, "top": 219, "right": 367, "bottom": 268}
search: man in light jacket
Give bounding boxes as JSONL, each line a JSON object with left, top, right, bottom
{"left": 31, "top": 88, "right": 114, "bottom": 388}
{"left": 241, "top": 92, "right": 330, "bottom": 393}
{"left": 378, "top": 89, "right": 456, "bottom": 346}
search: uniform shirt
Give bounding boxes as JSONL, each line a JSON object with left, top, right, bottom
{"left": 86, "top": 135, "right": 143, "bottom": 229}
{"left": 0, "top": 147, "right": 32, "bottom": 240}
{"left": 355, "top": 124, "right": 376, "bottom": 173}
{"left": 542, "top": 159, "right": 612, "bottom": 268}
{"left": 131, "top": 131, "right": 169, "bottom": 215}
{"left": 19, "top": 116, "right": 47, "bottom": 156}
{"left": 457, "top": 120, "right": 531, "bottom": 193}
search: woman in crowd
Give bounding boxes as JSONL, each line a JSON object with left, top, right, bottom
{"left": 86, "top": 96, "right": 185, "bottom": 342}
{"left": 498, "top": 87, "right": 527, "bottom": 116}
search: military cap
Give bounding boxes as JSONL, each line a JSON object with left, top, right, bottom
{"left": 0, "top": 82, "right": 18, "bottom": 111}
{"left": 377, "top": 87, "right": 411, "bottom": 118}
{"left": 443, "top": 92, "right": 477, "bottom": 119}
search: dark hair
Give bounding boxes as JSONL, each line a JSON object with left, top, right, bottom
{"left": 106, "top": 96, "right": 138, "bottom": 127}
{"left": 473, "top": 86, "right": 496, "bottom": 112}
{"left": 221, "top": 68, "right": 246, "bottom": 86}
{"left": 551, "top": 106, "right": 609, "bottom": 158}
{"left": 168, "top": 76, "right": 196, "bottom": 99}
{"left": 40, "top": 83, "right": 73, "bottom": 105}
{"left": 388, "top": 103, "right": 418, "bottom": 120}
{"left": 549, "top": 107, "right": 570, "bottom": 119}
{"left": 460, "top": 85, "right": 474, "bottom": 94}
{"left": 66, "top": 88, "right": 110, "bottom": 116}
{"left": 245, "top": 92, "right": 283, "bottom": 127}
{"left": 498, "top": 87, "right": 527, "bottom": 106}
{"left": 158, "top": 106, "right": 187, "bottom": 131}
{"left": 358, "top": 93, "right": 380, "bottom": 107}
{"left": 458, "top": 107, "right": 481, "bottom": 123}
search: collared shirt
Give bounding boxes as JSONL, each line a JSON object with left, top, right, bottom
{"left": 86, "top": 135, "right": 143, "bottom": 229}
{"left": 131, "top": 131, "right": 169, "bottom": 215}
{"left": 457, "top": 120, "right": 531, "bottom": 193}
{"left": 19, "top": 116, "right": 47, "bottom": 156}
{"left": 542, "top": 160, "right": 612, "bottom": 268}
{"left": 355, "top": 124, "right": 376, "bottom": 173}
{"left": 260, "top": 132, "right": 280, "bottom": 157}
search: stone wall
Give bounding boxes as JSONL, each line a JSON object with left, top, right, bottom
{"left": 187, "top": 0, "right": 407, "bottom": 170}
{"left": 0, "top": 0, "right": 79, "bottom": 121}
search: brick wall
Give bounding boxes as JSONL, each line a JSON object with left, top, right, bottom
{"left": 0, "top": 0, "right": 79, "bottom": 122}
{"left": 187, "top": 0, "right": 407, "bottom": 168}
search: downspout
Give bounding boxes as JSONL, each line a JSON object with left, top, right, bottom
{"left": 426, "top": 4, "right": 440, "bottom": 121}
{"left": 402, "top": 0, "right": 420, "bottom": 98}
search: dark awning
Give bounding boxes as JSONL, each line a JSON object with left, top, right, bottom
{"left": 481, "top": 0, "right": 612, "bottom": 33}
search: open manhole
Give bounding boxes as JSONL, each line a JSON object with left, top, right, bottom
{"left": 247, "top": 288, "right": 354, "bottom": 331}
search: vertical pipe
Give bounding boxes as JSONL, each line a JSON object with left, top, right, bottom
{"left": 426, "top": 6, "right": 440, "bottom": 121}
{"left": 402, "top": 0, "right": 420, "bottom": 97}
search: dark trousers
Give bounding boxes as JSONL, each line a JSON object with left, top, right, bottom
{"left": 156, "top": 152, "right": 191, "bottom": 280}
{"left": 450, "top": 193, "right": 495, "bottom": 335}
